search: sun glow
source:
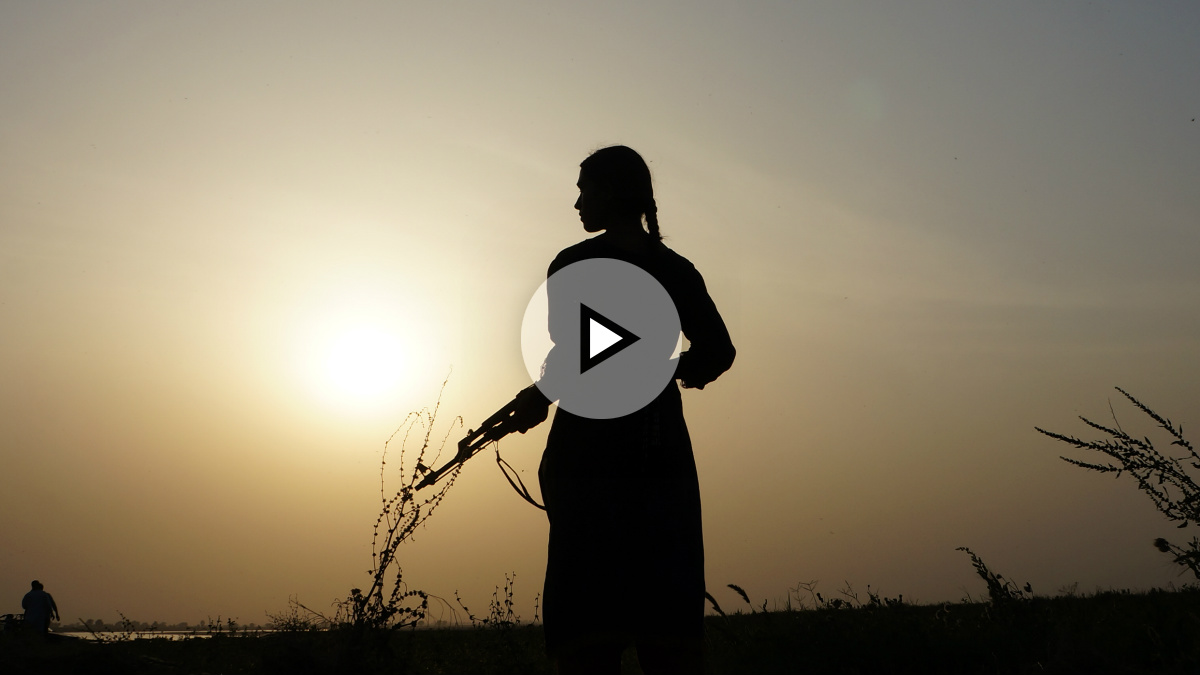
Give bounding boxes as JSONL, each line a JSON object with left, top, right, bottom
{"left": 324, "top": 327, "right": 408, "bottom": 401}
{"left": 291, "top": 285, "right": 449, "bottom": 416}
{"left": 296, "top": 315, "right": 419, "bottom": 413}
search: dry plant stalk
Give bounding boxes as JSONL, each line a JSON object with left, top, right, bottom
{"left": 453, "top": 572, "right": 522, "bottom": 629}
{"left": 1037, "top": 387, "right": 1200, "bottom": 578}
{"left": 956, "top": 547, "right": 1032, "bottom": 604}
{"left": 337, "top": 382, "right": 465, "bottom": 629}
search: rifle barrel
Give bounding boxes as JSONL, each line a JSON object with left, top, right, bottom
{"left": 413, "top": 393, "right": 521, "bottom": 490}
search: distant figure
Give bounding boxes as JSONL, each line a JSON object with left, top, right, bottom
{"left": 499, "top": 146, "right": 736, "bottom": 675}
{"left": 22, "top": 580, "right": 59, "bottom": 635}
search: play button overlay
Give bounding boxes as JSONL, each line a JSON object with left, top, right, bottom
{"left": 521, "top": 258, "right": 681, "bottom": 419}
{"left": 581, "top": 304, "right": 640, "bottom": 374}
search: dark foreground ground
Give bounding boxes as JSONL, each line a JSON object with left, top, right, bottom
{"left": 4, "top": 588, "right": 1200, "bottom": 674}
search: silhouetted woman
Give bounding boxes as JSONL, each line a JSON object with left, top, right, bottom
{"left": 507, "top": 145, "right": 735, "bottom": 675}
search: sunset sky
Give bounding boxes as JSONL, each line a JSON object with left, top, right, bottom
{"left": 3, "top": 2, "right": 1199, "bottom": 625}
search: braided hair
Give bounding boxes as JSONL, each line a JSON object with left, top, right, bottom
{"left": 580, "top": 145, "right": 663, "bottom": 241}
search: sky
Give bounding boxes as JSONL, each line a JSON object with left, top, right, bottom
{"left": 2, "top": 1, "right": 1199, "bottom": 625}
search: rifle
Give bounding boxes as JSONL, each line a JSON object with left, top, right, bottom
{"left": 414, "top": 388, "right": 546, "bottom": 509}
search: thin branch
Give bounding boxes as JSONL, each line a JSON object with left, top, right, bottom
{"left": 1042, "top": 388, "right": 1200, "bottom": 579}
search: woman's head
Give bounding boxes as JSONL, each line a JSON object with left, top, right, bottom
{"left": 576, "top": 145, "right": 661, "bottom": 240}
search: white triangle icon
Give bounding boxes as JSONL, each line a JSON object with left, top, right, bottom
{"left": 589, "top": 318, "right": 622, "bottom": 359}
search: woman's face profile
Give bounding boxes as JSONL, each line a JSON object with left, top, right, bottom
{"left": 574, "top": 171, "right": 612, "bottom": 233}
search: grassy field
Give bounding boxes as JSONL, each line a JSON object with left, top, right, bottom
{"left": 5, "top": 586, "right": 1200, "bottom": 674}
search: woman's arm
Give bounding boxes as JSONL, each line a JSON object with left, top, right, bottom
{"left": 674, "top": 264, "right": 735, "bottom": 390}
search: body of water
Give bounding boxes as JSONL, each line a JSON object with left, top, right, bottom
{"left": 55, "top": 630, "right": 255, "bottom": 640}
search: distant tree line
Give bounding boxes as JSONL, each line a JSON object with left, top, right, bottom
{"left": 54, "top": 618, "right": 268, "bottom": 632}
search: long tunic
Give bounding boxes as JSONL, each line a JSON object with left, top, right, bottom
{"left": 537, "top": 235, "right": 735, "bottom": 655}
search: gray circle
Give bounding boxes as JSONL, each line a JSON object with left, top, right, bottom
{"left": 521, "top": 258, "right": 681, "bottom": 419}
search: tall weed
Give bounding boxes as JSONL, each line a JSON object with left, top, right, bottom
{"left": 1038, "top": 388, "right": 1200, "bottom": 578}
